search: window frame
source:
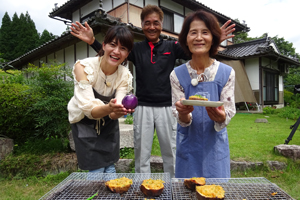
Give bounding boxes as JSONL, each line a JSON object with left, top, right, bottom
{"left": 263, "top": 70, "right": 279, "bottom": 104}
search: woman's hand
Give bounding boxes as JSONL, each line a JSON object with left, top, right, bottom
{"left": 220, "top": 20, "right": 236, "bottom": 43}
{"left": 206, "top": 105, "right": 226, "bottom": 123}
{"left": 175, "top": 98, "right": 194, "bottom": 123}
{"left": 108, "top": 99, "right": 127, "bottom": 119}
{"left": 70, "top": 21, "right": 95, "bottom": 45}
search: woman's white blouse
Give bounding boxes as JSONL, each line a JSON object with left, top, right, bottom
{"left": 68, "top": 57, "right": 133, "bottom": 124}
{"left": 170, "top": 59, "right": 236, "bottom": 132}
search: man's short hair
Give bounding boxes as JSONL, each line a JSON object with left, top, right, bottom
{"left": 140, "top": 5, "right": 164, "bottom": 22}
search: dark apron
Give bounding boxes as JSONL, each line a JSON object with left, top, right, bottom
{"left": 71, "top": 89, "right": 119, "bottom": 171}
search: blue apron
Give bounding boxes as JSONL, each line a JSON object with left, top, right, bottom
{"left": 174, "top": 62, "right": 232, "bottom": 178}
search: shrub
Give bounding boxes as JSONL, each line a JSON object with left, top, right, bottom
{"left": 277, "top": 106, "right": 300, "bottom": 120}
{"left": 0, "top": 82, "right": 40, "bottom": 144}
{"left": 124, "top": 114, "right": 133, "bottom": 124}
{"left": 284, "top": 90, "right": 294, "bottom": 106}
{"left": 0, "top": 62, "right": 73, "bottom": 144}
{"left": 262, "top": 106, "right": 277, "bottom": 114}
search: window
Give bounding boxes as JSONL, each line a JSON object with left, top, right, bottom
{"left": 263, "top": 71, "right": 278, "bottom": 103}
{"left": 163, "top": 9, "right": 174, "bottom": 32}
{"left": 162, "top": 8, "right": 184, "bottom": 34}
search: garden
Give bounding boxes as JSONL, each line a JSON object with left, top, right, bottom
{"left": 0, "top": 65, "right": 300, "bottom": 199}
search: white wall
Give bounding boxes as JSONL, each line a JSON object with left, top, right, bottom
{"left": 130, "top": 0, "right": 143, "bottom": 7}
{"left": 72, "top": 10, "right": 80, "bottom": 23}
{"left": 102, "top": 0, "right": 113, "bottom": 11}
{"left": 160, "top": 0, "right": 183, "bottom": 15}
{"left": 81, "top": 0, "right": 100, "bottom": 18}
{"left": 245, "top": 58, "right": 260, "bottom": 90}
{"left": 185, "top": 7, "right": 193, "bottom": 15}
{"left": 145, "top": 0, "right": 158, "bottom": 6}
{"left": 76, "top": 41, "right": 88, "bottom": 61}
{"left": 114, "top": 0, "right": 126, "bottom": 7}
{"left": 65, "top": 46, "right": 75, "bottom": 69}
{"left": 279, "top": 75, "right": 283, "bottom": 91}
{"left": 47, "top": 53, "right": 55, "bottom": 63}
{"left": 56, "top": 49, "right": 64, "bottom": 64}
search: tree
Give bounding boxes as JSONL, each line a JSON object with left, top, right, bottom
{"left": 38, "top": 29, "right": 56, "bottom": 46}
{"left": 272, "top": 35, "right": 299, "bottom": 60}
{"left": 0, "top": 11, "right": 56, "bottom": 62}
{"left": 0, "top": 12, "right": 12, "bottom": 61}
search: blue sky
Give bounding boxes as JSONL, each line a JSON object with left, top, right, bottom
{"left": 1, "top": 0, "right": 299, "bottom": 54}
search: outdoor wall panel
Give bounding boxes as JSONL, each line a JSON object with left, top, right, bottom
{"left": 65, "top": 46, "right": 75, "bottom": 69}
{"left": 76, "top": 41, "right": 88, "bottom": 60}
{"left": 129, "top": 0, "right": 143, "bottom": 7}
{"left": 145, "top": 0, "right": 158, "bottom": 6}
{"left": 56, "top": 49, "right": 64, "bottom": 64}
{"left": 129, "top": 5, "right": 142, "bottom": 27}
{"left": 160, "top": 0, "right": 183, "bottom": 15}
{"left": 245, "top": 58, "right": 260, "bottom": 90}
{"left": 81, "top": 0, "right": 99, "bottom": 18}
{"left": 72, "top": 10, "right": 80, "bottom": 23}
{"left": 102, "top": 0, "right": 113, "bottom": 11}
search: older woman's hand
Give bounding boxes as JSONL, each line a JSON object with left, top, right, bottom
{"left": 175, "top": 98, "right": 194, "bottom": 123}
{"left": 206, "top": 105, "right": 226, "bottom": 123}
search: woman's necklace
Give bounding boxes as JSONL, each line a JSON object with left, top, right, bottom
{"left": 190, "top": 59, "right": 213, "bottom": 86}
{"left": 104, "top": 75, "right": 111, "bottom": 87}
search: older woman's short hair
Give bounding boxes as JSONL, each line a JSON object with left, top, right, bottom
{"left": 178, "top": 10, "right": 221, "bottom": 58}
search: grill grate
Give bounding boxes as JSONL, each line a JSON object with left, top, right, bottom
{"left": 172, "top": 177, "right": 295, "bottom": 200}
{"left": 39, "top": 172, "right": 172, "bottom": 200}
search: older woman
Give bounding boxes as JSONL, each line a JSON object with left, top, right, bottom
{"left": 68, "top": 25, "right": 134, "bottom": 173}
{"left": 170, "top": 10, "right": 236, "bottom": 178}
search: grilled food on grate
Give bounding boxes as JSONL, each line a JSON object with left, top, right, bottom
{"left": 140, "top": 178, "right": 165, "bottom": 197}
{"left": 196, "top": 184, "right": 225, "bottom": 200}
{"left": 188, "top": 94, "right": 208, "bottom": 101}
{"left": 184, "top": 177, "right": 206, "bottom": 191}
{"left": 105, "top": 177, "right": 133, "bottom": 194}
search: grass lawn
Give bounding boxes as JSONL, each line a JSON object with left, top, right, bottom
{"left": 0, "top": 112, "right": 300, "bottom": 199}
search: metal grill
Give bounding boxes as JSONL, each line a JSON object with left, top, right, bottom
{"left": 39, "top": 172, "right": 172, "bottom": 200}
{"left": 172, "top": 177, "right": 295, "bottom": 200}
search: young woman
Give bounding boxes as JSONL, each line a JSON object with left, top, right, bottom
{"left": 170, "top": 10, "right": 236, "bottom": 178}
{"left": 68, "top": 25, "right": 134, "bottom": 173}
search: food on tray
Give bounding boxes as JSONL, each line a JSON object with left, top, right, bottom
{"left": 105, "top": 177, "right": 133, "bottom": 194}
{"left": 188, "top": 94, "right": 208, "bottom": 101}
{"left": 196, "top": 185, "right": 225, "bottom": 200}
{"left": 184, "top": 177, "right": 206, "bottom": 191}
{"left": 140, "top": 178, "right": 165, "bottom": 197}
{"left": 271, "top": 192, "right": 278, "bottom": 196}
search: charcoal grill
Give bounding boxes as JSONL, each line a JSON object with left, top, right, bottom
{"left": 39, "top": 172, "right": 172, "bottom": 200}
{"left": 172, "top": 177, "right": 295, "bottom": 200}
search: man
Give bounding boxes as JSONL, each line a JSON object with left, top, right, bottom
{"left": 70, "top": 5, "right": 235, "bottom": 178}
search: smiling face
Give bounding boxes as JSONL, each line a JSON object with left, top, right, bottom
{"left": 141, "top": 12, "right": 162, "bottom": 43}
{"left": 186, "top": 19, "right": 213, "bottom": 57}
{"left": 102, "top": 39, "right": 130, "bottom": 68}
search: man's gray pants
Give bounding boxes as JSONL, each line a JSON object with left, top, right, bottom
{"left": 133, "top": 105, "right": 177, "bottom": 178}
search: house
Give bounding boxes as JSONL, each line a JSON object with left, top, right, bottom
{"left": 217, "top": 36, "right": 300, "bottom": 109}
{"left": 7, "top": 0, "right": 299, "bottom": 109}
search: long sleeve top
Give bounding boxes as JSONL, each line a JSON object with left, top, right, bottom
{"left": 67, "top": 57, "right": 133, "bottom": 124}
{"left": 170, "top": 59, "right": 236, "bottom": 131}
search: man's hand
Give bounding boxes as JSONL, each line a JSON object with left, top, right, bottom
{"left": 220, "top": 20, "right": 236, "bottom": 43}
{"left": 70, "top": 21, "right": 95, "bottom": 45}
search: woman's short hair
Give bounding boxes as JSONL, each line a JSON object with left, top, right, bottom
{"left": 178, "top": 10, "right": 221, "bottom": 58}
{"left": 140, "top": 5, "right": 164, "bottom": 22}
{"left": 98, "top": 25, "right": 134, "bottom": 65}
